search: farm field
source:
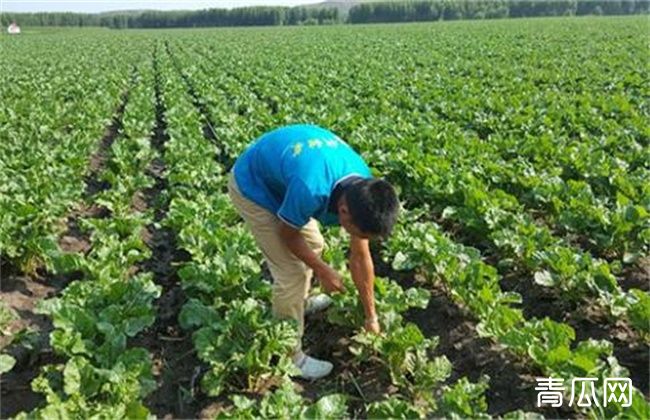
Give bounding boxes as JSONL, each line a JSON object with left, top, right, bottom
{"left": 1, "top": 16, "right": 649, "bottom": 419}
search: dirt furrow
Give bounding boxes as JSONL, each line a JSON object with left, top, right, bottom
{"left": 130, "top": 47, "right": 203, "bottom": 418}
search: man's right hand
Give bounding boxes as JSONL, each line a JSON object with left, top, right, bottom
{"left": 364, "top": 317, "right": 381, "bottom": 334}
{"left": 315, "top": 264, "right": 345, "bottom": 294}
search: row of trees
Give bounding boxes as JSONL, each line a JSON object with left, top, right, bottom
{"left": 2, "top": 1, "right": 648, "bottom": 28}
{"left": 0, "top": 12, "right": 102, "bottom": 27}
{"left": 0, "top": 6, "right": 339, "bottom": 29}
{"left": 110, "top": 7, "right": 339, "bottom": 28}
{"left": 348, "top": 0, "right": 650, "bottom": 23}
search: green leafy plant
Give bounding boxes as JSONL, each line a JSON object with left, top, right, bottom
{"left": 181, "top": 298, "right": 299, "bottom": 395}
{"left": 217, "top": 382, "right": 347, "bottom": 419}
{"left": 366, "top": 396, "right": 422, "bottom": 419}
{"left": 437, "top": 376, "right": 490, "bottom": 419}
{"left": 327, "top": 276, "right": 430, "bottom": 332}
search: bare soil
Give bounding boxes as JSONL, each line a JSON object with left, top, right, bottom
{"left": 0, "top": 266, "right": 77, "bottom": 417}
{"left": 131, "top": 221, "right": 202, "bottom": 418}
{"left": 621, "top": 256, "right": 650, "bottom": 292}
{"left": 84, "top": 93, "right": 128, "bottom": 198}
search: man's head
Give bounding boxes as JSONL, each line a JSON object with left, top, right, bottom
{"left": 337, "top": 178, "right": 399, "bottom": 239}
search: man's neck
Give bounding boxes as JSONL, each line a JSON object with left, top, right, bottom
{"left": 328, "top": 176, "right": 362, "bottom": 214}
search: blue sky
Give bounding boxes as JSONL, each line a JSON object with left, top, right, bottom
{"left": 1, "top": 1, "right": 324, "bottom": 13}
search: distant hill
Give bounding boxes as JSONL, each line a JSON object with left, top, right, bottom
{"left": 303, "top": 1, "right": 385, "bottom": 16}
{"left": 97, "top": 10, "right": 151, "bottom": 17}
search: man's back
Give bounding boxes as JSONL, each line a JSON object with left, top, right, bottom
{"left": 233, "top": 124, "right": 371, "bottom": 228}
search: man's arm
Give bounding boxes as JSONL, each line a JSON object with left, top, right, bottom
{"left": 349, "top": 235, "right": 379, "bottom": 333}
{"left": 278, "top": 221, "right": 344, "bottom": 293}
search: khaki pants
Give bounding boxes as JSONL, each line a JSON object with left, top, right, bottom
{"left": 228, "top": 173, "right": 324, "bottom": 350}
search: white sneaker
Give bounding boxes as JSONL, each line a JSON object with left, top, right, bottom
{"left": 293, "top": 352, "right": 333, "bottom": 380}
{"left": 305, "top": 294, "right": 333, "bottom": 316}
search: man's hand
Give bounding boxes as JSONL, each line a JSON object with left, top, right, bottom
{"left": 364, "top": 316, "right": 381, "bottom": 334}
{"left": 278, "top": 222, "right": 344, "bottom": 294}
{"left": 315, "top": 264, "right": 345, "bottom": 294}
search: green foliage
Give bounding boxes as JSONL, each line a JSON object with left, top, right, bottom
{"left": 437, "top": 377, "right": 490, "bottom": 419}
{"left": 15, "top": 58, "right": 159, "bottom": 418}
{"left": 217, "top": 382, "right": 347, "bottom": 419}
{"left": 0, "top": 36, "right": 135, "bottom": 273}
{"left": 628, "top": 289, "right": 650, "bottom": 335}
{"left": 38, "top": 274, "right": 160, "bottom": 360}
{"left": 328, "top": 275, "right": 430, "bottom": 332}
{"left": 366, "top": 396, "right": 423, "bottom": 419}
{"left": 5, "top": 16, "right": 649, "bottom": 419}
{"left": 351, "top": 324, "right": 451, "bottom": 409}
{"left": 184, "top": 298, "right": 299, "bottom": 395}
{"left": 385, "top": 217, "right": 649, "bottom": 416}
{"left": 16, "top": 360, "right": 151, "bottom": 420}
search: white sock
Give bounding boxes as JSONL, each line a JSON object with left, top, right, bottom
{"left": 293, "top": 351, "right": 307, "bottom": 367}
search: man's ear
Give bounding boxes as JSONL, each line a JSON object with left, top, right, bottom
{"left": 339, "top": 203, "right": 349, "bottom": 216}
{"left": 338, "top": 195, "right": 349, "bottom": 216}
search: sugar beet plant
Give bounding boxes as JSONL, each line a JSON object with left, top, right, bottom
{"left": 160, "top": 41, "right": 501, "bottom": 418}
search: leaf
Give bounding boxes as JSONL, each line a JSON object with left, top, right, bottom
{"left": 201, "top": 366, "right": 226, "bottom": 397}
{"left": 63, "top": 357, "right": 82, "bottom": 395}
{"left": 441, "top": 206, "right": 457, "bottom": 220}
{"left": 366, "top": 397, "right": 422, "bottom": 419}
{"left": 392, "top": 251, "right": 412, "bottom": 271}
{"left": 304, "top": 394, "right": 347, "bottom": 419}
{"left": 438, "top": 376, "right": 490, "bottom": 418}
{"left": 533, "top": 270, "right": 554, "bottom": 287}
{"left": 179, "top": 299, "right": 220, "bottom": 330}
{"left": 0, "top": 354, "right": 16, "bottom": 374}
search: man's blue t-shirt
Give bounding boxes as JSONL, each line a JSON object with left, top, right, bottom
{"left": 233, "top": 124, "right": 372, "bottom": 228}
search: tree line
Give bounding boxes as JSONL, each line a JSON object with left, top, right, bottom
{"left": 1, "top": 1, "right": 648, "bottom": 29}
{"left": 348, "top": 0, "right": 650, "bottom": 23}
{"left": 0, "top": 6, "right": 339, "bottom": 28}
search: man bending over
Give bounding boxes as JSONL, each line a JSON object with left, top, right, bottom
{"left": 228, "top": 124, "right": 399, "bottom": 380}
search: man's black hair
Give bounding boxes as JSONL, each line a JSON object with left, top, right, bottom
{"left": 344, "top": 179, "right": 399, "bottom": 238}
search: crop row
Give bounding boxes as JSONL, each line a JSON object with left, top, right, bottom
{"left": 240, "top": 21, "right": 649, "bottom": 208}
{"left": 158, "top": 44, "right": 346, "bottom": 416}
{"left": 3, "top": 18, "right": 647, "bottom": 418}
{"left": 386, "top": 214, "right": 649, "bottom": 418}
{"left": 16, "top": 60, "right": 161, "bottom": 418}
